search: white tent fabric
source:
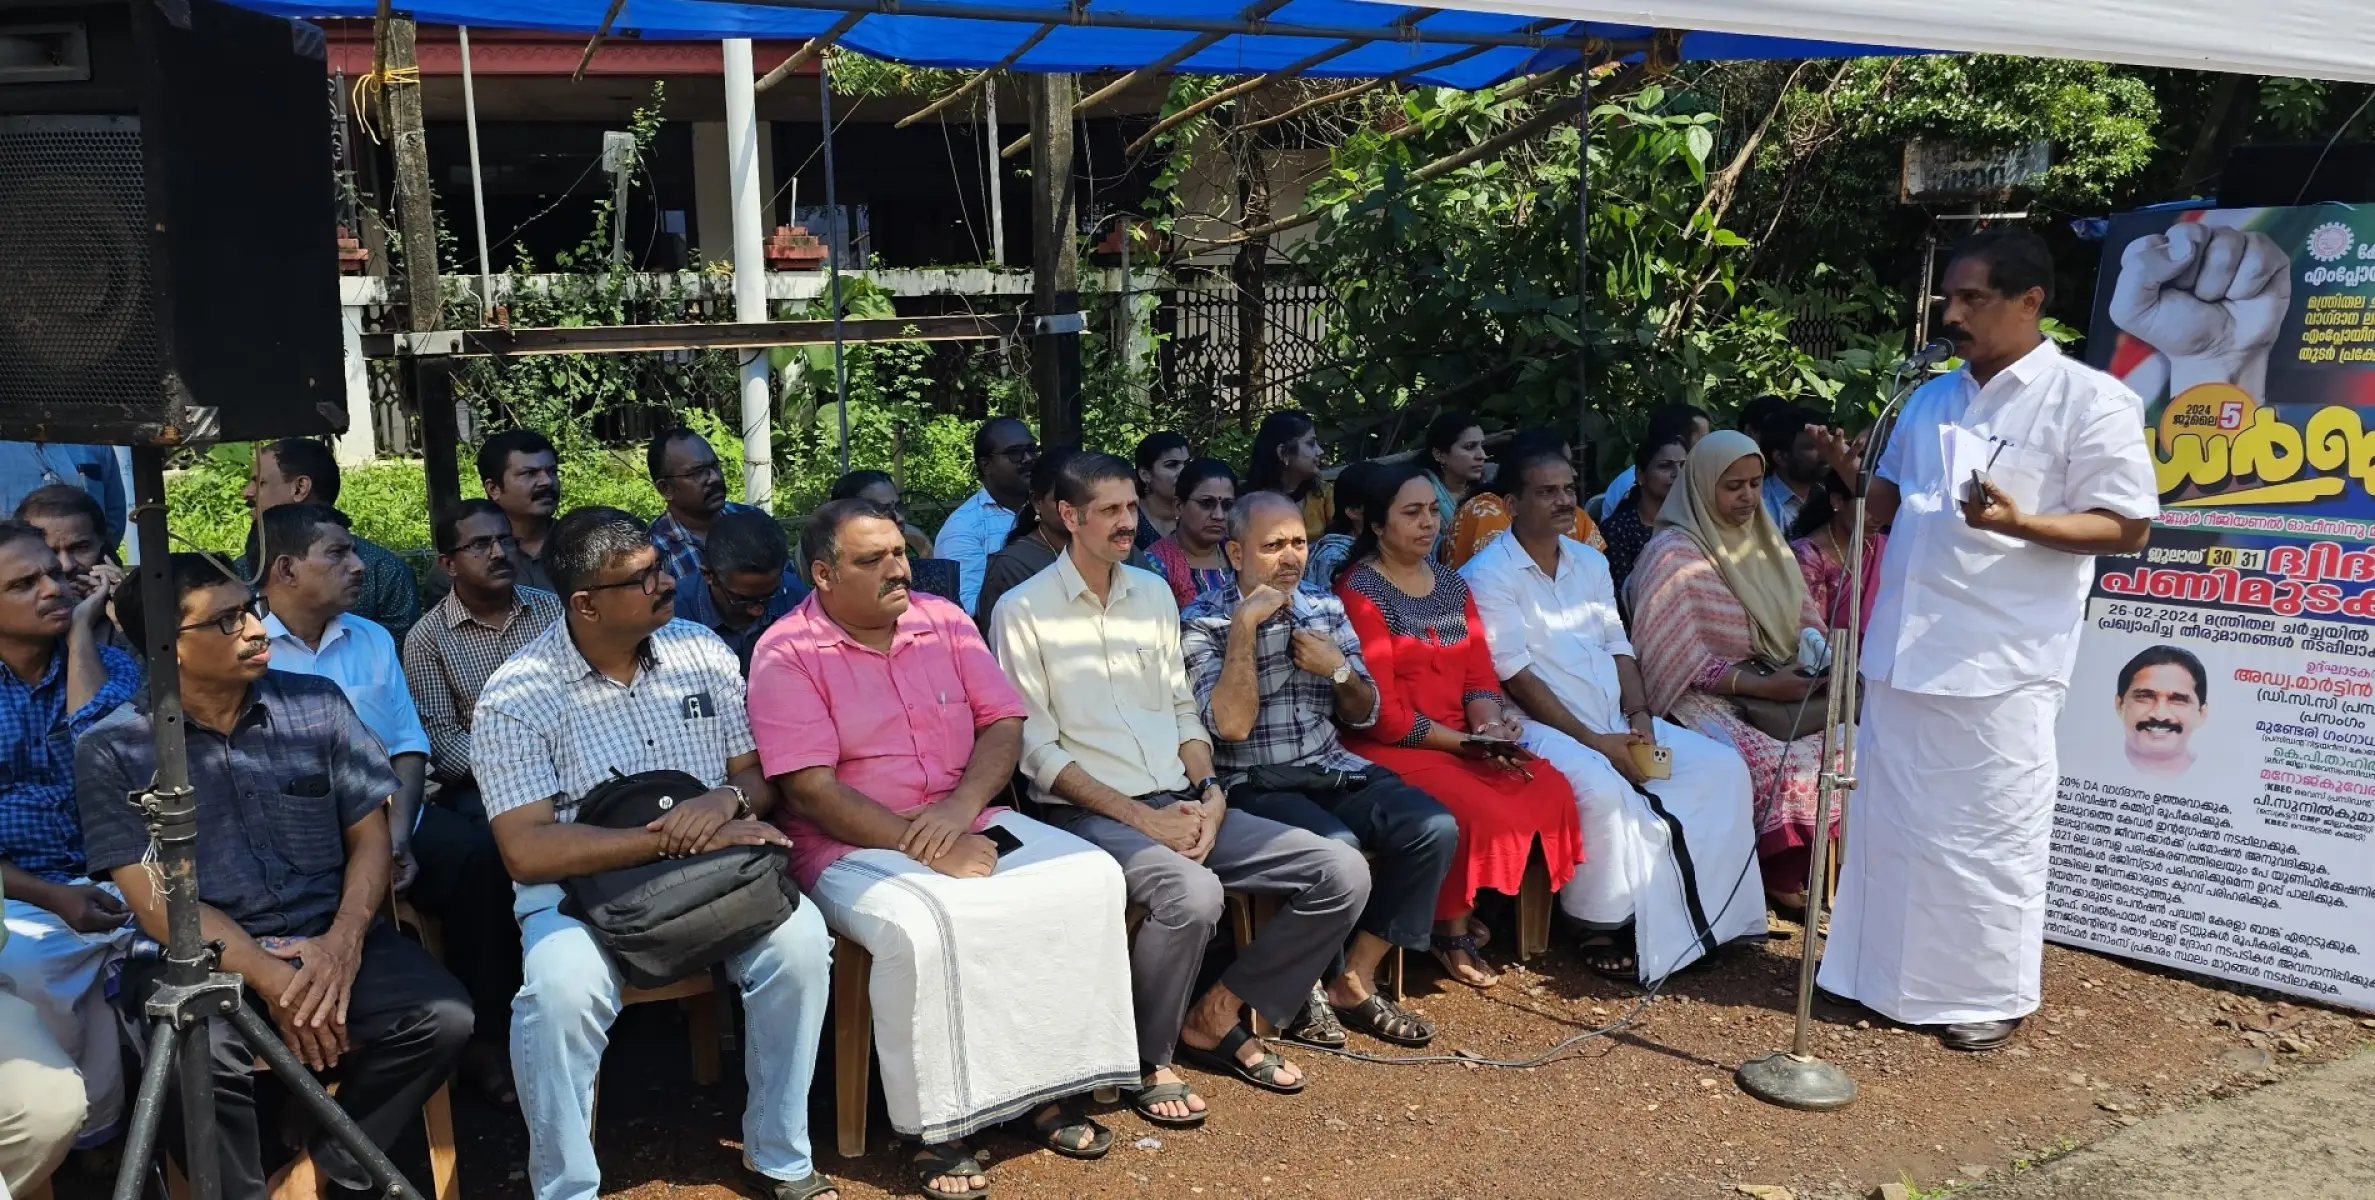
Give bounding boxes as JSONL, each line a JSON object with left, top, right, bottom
{"left": 1379, "top": 0, "right": 2375, "bottom": 83}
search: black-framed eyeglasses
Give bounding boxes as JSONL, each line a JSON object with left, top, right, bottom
{"left": 585, "top": 562, "right": 671, "bottom": 597}
{"left": 1187, "top": 495, "right": 1235, "bottom": 513}
{"left": 452, "top": 534, "right": 520, "bottom": 559}
{"left": 179, "top": 596, "right": 264, "bottom": 637}
{"left": 989, "top": 443, "right": 1039, "bottom": 465}
{"left": 708, "top": 574, "right": 778, "bottom": 612}
{"left": 655, "top": 461, "right": 724, "bottom": 485}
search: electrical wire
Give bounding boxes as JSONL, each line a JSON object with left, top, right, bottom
{"left": 2291, "top": 87, "right": 2375, "bottom": 206}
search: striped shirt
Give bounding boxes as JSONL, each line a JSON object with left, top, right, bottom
{"left": 401, "top": 586, "right": 563, "bottom": 782}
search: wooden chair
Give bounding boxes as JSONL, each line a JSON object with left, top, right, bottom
{"left": 1515, "top": 837, "right": 1554, "bottom": 960}
{"left": 831, "top": 935, "right": 873, "bottom": 1159}
{"left": 590, "top": 970, "right": 725, "bottom": 1140}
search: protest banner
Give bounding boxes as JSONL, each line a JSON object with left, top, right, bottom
{"left": 2056, "top": 202, "right": 2375, "bottom": 1012}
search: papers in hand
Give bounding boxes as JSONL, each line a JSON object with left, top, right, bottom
{"left": 1943, "top": 423, "right": 2004, "bottom": 504}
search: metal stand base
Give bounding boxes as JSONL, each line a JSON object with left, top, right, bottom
{"left": 1736, "top": 1051, "right": 1860, "bottom": 1111}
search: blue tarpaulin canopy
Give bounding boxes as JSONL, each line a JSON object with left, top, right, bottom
{"left": 238, "top": 0, "right": 1905, "bottom": 87}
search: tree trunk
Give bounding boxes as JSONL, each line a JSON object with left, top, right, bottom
{"left": 380, "top": 16, "right": 460, "bottom": 513}
{"left": 1029, "top": 73, "right": 1082, "bottom": 446}
{"left": 1232, "top": 142, "right": 1272, "bottom": 427}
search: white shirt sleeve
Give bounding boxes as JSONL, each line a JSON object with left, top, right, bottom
{"left": 1876, "top": 381, "right": 1936, "bottom": 486}
{"left": 1459, "top": 549, "right": 1533, "bottom": 682}
{"left": 472, "top": 684, "right": 561, "bottom": 820}
{"left": 1579, "top": 550, "right": 1635, "bottom": 660}
{"left": 2062, "top": 387, "right": 2161, "bottom": 521}
{"left": 991, "top": 593, "right": 1075, "bottom": 794}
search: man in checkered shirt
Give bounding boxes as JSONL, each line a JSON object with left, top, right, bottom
{"left": 472, "top": 507, "right": 835, "bottom": 1200}
{"left": 1180, "top": 491, "right": 1454, "bottom": 1053}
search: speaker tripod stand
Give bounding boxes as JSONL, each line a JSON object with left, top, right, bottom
{"left": 108, "top": 445, "right": 424, "bottom": 1200}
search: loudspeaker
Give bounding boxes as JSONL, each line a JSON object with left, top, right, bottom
{"left": 0, "top": 0, "right": 344, "bottom": 446}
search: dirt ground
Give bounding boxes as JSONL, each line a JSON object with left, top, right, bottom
{"left": 52, "top": 907, "right": 2375, "bottom": 1200}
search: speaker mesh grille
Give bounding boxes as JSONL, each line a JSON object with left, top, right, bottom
{"left": 0, "top": 115, "right": 161, "bottom": 417}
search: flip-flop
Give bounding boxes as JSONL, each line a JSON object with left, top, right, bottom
{"left": 1577, "top": 926, "right": 1638, "bottom": 983}
{"left": 748, "top": 1169, "right": 841, "bottom": 1200}
{"left": 1430, "top": 932, "right": 1499, "bottom": 988}
{"left": 1128, "top": 1080, "right": 1209, "bottom": 1129}
{"left": 1177, "top": 1024, "right": 1306, "bottom": 1095}
{"left": 1330, "top": 993, "right": 1435, "bottom": 1048}
{"left": 909, "top": 1142, "right": 989, "bottom": 1199}
{"left": 1021, "top": 1102, "right": 1113, "bottom": 1160}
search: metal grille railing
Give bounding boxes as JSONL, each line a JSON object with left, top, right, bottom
{"left": 1156, "top": 269, "right": 1335, "bottom": 423}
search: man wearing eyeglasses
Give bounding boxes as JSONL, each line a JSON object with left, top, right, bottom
{"left": 401, "top": 499, "right": 561, "bottom": 1104}
{"left": 474, "top": 507, "right": 833, "bottom": 1200}
{"left": 78, "top": 553, "right": 473, "bottom": 1200}
{"left": 647, "top": 426, "right": 763, "bottom": 586}
{"left": 0, "top": 521, "right": 138, "bottom": 1180}
{"left": 935, "top": 417, "right": 1037, "bottom": 617}
{"left": 669, "top": 508, "right": 808, "bottom": 676}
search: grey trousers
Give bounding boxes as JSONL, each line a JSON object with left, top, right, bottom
{"left": 1044, "top": 797, "right": 1369, "bottom": 1067}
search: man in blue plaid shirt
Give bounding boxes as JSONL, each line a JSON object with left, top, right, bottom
{"left": 1180, "top": 491, "right": 1454, "bottom": 1052}
{"left": 0, "top": 520, "right": 139, "bottom": 1150}
{"left": 645, "top": 426, "right": 764, "bottom": 585}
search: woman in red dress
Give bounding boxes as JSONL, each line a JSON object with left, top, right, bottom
{"left": 1331, "top": 462, "right": 1582, "bottom": 987}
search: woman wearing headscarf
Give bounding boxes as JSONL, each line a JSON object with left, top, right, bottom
{"left": 1626, "top": 430, "right": 1834, "bottom": 916}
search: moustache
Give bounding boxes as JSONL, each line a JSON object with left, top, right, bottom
{"left": 2134, "top": 719, "right": 2183, "bottom": 734}
{"left": 485, "top": 561, "right": 516, "bottom": 580}
{"left": 530, "top": 487, "right": 558, "bottom": 503}
{"left": 1941, "top": 324, "right": 1975, "bottom": 344}
{"left": 236, "top": 638, "right": 270, "bottom": 661}
{"left": 652, "top": 589, "right": 676, "bottom": 614}
{"left": 878, "top": 577, "right": 910, "bottom": 599}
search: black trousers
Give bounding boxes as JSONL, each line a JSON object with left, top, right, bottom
{"left": 406, "top": 782, "right": 522, "bottom": 1037}
{"left": 1227, "top": 769, "right": 1460, "bottom": 974}
{"left": 128, "top": 923, "right": 473, "bottom": 1198}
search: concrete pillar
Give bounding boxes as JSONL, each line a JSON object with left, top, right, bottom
{"left": 693, "top": 119, "right": 775, "bottom": 267}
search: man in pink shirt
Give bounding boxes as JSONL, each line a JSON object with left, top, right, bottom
{"left": 748, "top": 498, "right": 1137, "bottom": 1199}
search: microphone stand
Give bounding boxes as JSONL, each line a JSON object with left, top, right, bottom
{"left": 1736, "top": 351, "right": 1931, "bottom": 1112}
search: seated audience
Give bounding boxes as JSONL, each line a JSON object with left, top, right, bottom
{"left": 254, "top": 504, "right": 432, "bottom": 890}
{"left": 1133, "top": 430, "right": 1192, "bottom": 548}
{"left": 428, "top": 429, "right": 563, "bottom": 603}
{"left": 80, "top": 554, "right": 471, "bottom": 1200}
{"left": 1600, "top": 428, "right": 1688, "bottom": 605}
{"left": 1182, "top": 492, "right": 1453, "bottom": 1049}
{"left": 1145, "top": 458, "right": 1237, "bottom": 609}
{"left": 1599, "top": 403, "right": 1709, "bottom": 517}
{"left": 1422, "top": 411, "right": 1489, "bottom": 552}
{"left": 936, "top": 417, "right": 1037, "bottom": 616}
{"left": 1245, "top": 410, "right": 1331, "bottom": 537}
{"left": 1757, "top": 403, "right": 1829, "bottom": 532}
{"left": 991, "top": 453, "right": 1366, "bottom": 1127}
{"left": 0, "top": 522, "right": 138, "bottom": 1155}
{"left": 976, "top": 447, "right": 1075, "bottom": 633}
{"left": 245, "top": 437, "right": 420, "bottom": 637}
{"left": 752, "top": 499, "right": 1135, "bottom": 1197}
{"left": 473, "top": 508, "right": 834, "bottom": 1200}
{"left": 1787, "top": 467, "right": 1887, "bottom": 641}
{"left": 15, "top": 482, "right": 128, "bottom": 649}
{"left": 828, "top": 469, "right": 935, "bottom": 561}
{"left": 647, "top": 426, "right": 764, "bottom": 585}
{"left": 1302, "top": 461, "right": 1378, "bottom": 590}
{"left": 0, "top": 442, "right": 123, "bottom": 547}
{"left": 1447, "top": 429, "right": 1604, "bottom": 567}
{"left": 1628, "top": 432, "right": 1837, "bottom": 917}
{"left": 0, "top": 936, "right": 86, "bottom": 1199}
{"left": 671, "top": 508, "right": 810, "bottom": 674}
{"left": 1330, "top": 463, "right": 1580, "bottom": 988}
{"left": 403, "top": 499, "right": 562, "bottom": 1104}
{"left": 1460, "top": 442, "right": 1766, "bottom": 983}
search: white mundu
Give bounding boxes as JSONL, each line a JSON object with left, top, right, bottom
{"left": 1822, "top": 340, "right": 2158, "bottom": 1026}
{"left": 1462, "top": 533, "right": 1767, "bottom": 983}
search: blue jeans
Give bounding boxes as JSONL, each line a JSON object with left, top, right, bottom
{"left": 511, "top": 882, "right": 833, "bottom": 1200}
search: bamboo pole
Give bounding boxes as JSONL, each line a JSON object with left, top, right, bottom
{"left": 756, "top": 11, "right": 866, "bottom": 93}
{"left": 892, "top": 24, "right": 1059, "bottom": 129}
{"left": 1003, "top": 0, "right": 1295, "bottom": 158}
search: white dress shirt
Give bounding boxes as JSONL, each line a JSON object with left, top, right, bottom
{"left": 1461, "top": 533, "right": 1633, "bottom": 734}
{"left": 262, "top": 610, "right": 432, "bottom": 757}
{"left": 990, "top": 550, "right": 1208, "bottom": 804}
{"left": 1863, "top": 340, "right": 2159, "bottom": 698}
{"left": 933, "top": 487, "right": 1020, "bottom": 615}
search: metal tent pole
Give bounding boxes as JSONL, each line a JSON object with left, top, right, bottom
{"left": 725, "top": 38, "right": 775, "bottom": 508}
{"left": 458, "top": 26, "right": 494, "bottom": 319}
{"left": 986, "top": 73, "right": 1007, "bottom": 266}
{"left": 821, "top": 63, "right": 852, "bottom": 472}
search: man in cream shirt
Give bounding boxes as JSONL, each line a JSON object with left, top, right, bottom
{"left": 990, "top": 452, "right": 1366, "bottom": 1130}
{"left": 1815, "top": 228, "right": 2158, "bottom": 1052}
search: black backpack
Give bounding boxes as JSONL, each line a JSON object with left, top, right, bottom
{"left": 559, "top": 770, "right": 800, "bottom": 989}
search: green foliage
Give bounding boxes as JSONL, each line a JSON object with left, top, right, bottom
{"left": 824, "top": 49, "right": 967, "bottom": 100}
{"left": 1290, "top": 78, "right": 1904, "bottom": 475}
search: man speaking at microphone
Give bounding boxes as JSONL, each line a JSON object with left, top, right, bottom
{"left": 1811, "top": 228, "right": 2158, "bottom": 1052}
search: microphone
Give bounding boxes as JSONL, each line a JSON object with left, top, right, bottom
{"left": 1902, "top": 338, "right": 1955, "bottom": 372}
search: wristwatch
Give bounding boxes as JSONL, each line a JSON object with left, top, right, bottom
{"left": 721, "top": 783, "right": 752, "bottom": 819}
{"left": 1194, "top": 775, "right": 1223, "bottom": 797}
{"left": 1329, "top": 662, "right": 1352, "bottom": 685}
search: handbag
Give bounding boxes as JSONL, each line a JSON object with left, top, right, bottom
{"left": 559, "top": 770, "right": 800, "bottom": 989}
{"left": 1728, "top": 660, "right": 1856, "bottom": 743}
{"left": 1243, "top": 763, "right": 1377, "bottom": 794}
